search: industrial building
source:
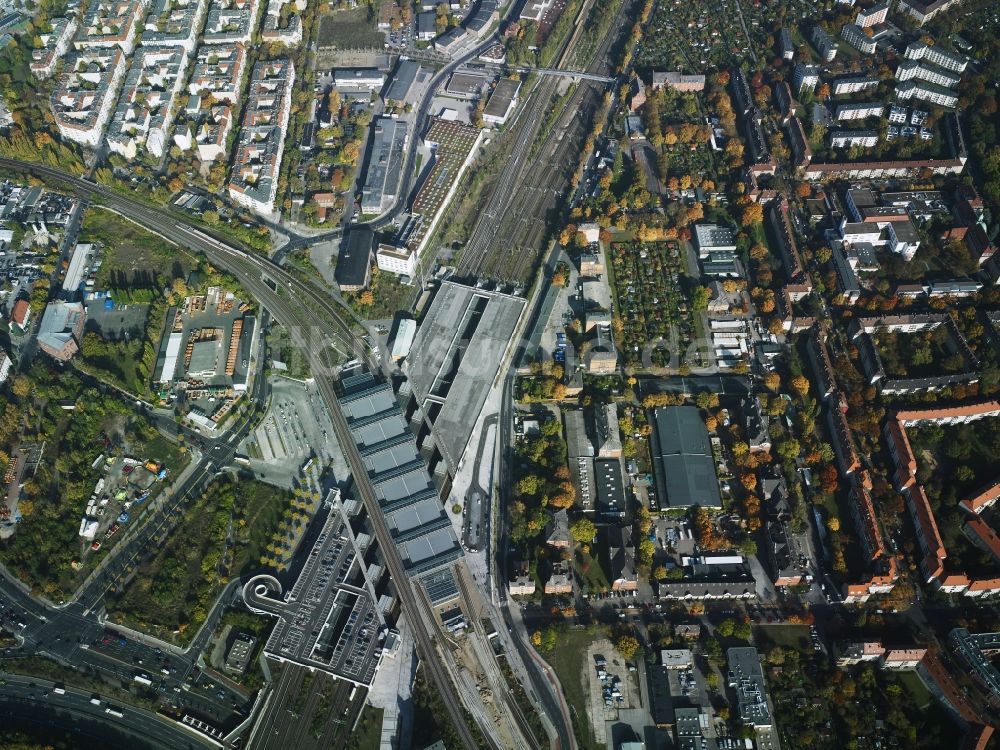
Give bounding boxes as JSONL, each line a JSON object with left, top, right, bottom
{"left": 483, "top": 77, "right": 521, "bottom": 125}
{"left": 360, "top": 117, "right": 408, "bottom": 214}
{"left": 336, "top": 228, "right": 374, "bottom": 292}
{"left": 404, "top": 281, "right": 524, "bottom": 475}
{"left": 37, "top": 301, "right": 86, "bottom": 362}
{"left": 338, "top": 370, "right": 464, "bottom": 576}
{"left": 650, "top": 406, "right": 722, "bottom": 509}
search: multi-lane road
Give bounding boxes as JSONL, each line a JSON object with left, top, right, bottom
{"left": 0, "top": 158, "right": 497, "bottom": 749}
{"left": 0, "top": 673, "right": 218, "bottom": 749}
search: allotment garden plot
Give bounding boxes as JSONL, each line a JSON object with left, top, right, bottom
{"left": 609, "top": 240, "right": 694, "bottom": 368}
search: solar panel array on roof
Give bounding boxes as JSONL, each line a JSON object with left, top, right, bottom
{"left": 422, "top": 567, "right": 459, "bottom": 605}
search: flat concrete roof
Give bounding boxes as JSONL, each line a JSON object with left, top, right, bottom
{"left": 405, "top": 281, "right": 524, "bottom": 472}
{"left": 446, "top": 71, "right": 487, "bottom": 95}
{"left": 253, "top": 499, "right": 384, "bottom": 685}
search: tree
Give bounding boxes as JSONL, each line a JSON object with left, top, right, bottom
{"left": 763, "top": 372, "right": 781, "bottom": 392}
{"left": 359, "top": 290, "right": 374, "bottom": 307}
{"left": 777, "top": 438, "right": 801, "bottom": 462}
{"left": 790, "top": 375, "right": 810, "bottom": 399}
{"left": 827, "top": 517, "right": 840, "bottom": 533}
{"left": 11, "top": 376, "right": 31, "bottom": 399}
{"left": 695, "top": 391, "right": 720, "bottom": 409}
{"left": 741, "top": 202, "right": 764, "bottom": 226}
{"left": 570, "top": 517, "right": 596, "bottom": 544}
{"left": 616, "top": 634, "right": 640, "bottom": 662}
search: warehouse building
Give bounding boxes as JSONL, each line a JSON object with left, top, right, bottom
{"left": 650, "top": 406, "right": 722, "bottom": 509}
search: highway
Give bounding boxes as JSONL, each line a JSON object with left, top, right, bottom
{"left": 0, "top": 158, "right": 489, "bottom": 750}
{"left": 0, "top": 672, "right": 218, "bottom": 749}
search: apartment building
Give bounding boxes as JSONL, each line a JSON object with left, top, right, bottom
{"left": 793, "top": 63, "right": 820, "bottom": 95}
{"left": 261, "top": 0, "right": 303, "bottom": 44}
{"left": 228, "top": 59, "right": 295, "bottom": 215}
{"left": 804, "top": 157, "right": 965, "bottom": 180}
{"left": 174, "top": 98, "right": 232, "bottom": 161}
{"left": 779, "top": 27, "right": 793, "bottom": 60}
{"left": 830, "top": 130, "right": 879, "bottom": 148}
{"left": 842, "top": 23, "right": 876, "bottom": 54}
{"left": 767, "top": 198, "right": 810, "bottom": 291}
{"left": 896, "top": 79, "right": 958, "bottom": 108}
{"left": 202, "top": 0, "right": 260, "bottom": 43}
{"left": 107, "top": 45, "right": 188, "bottom": 159}
{"left": 787, "top": 116, "right": 812, "bottom": 168}
{"left": 898, "top": 0, "right": 962, "bottom": 27}
{"left": 140, "top": 0, "right": 207, "bottom": 51}
{"left": 651, "top": 71, "right": 706, "bottom": 92}
{"left": 832, "top": 75, "right": 879, "bottom": 95}
{"left": 904, "top": 40, "right": 968, "bottom": 72}
{"left": 835, "top": 102, "right": 883, "bottom": 121}
{"left": 174, "top": 42, "right": 246, "bottom": 162}
{"left": 187, "top": 42, "right": 246, "bottom": 102}
{"left": 51, "top": 48, "right": 127, "bottom": 147}
{"left": 75, "top": 0, "right": 148, "bottom": 54}
{"left": 896, "top": 60, "right": 961, "bottom": 88}
{"left": 30, "top": 16, "right": 78, "bottom": 78}
{"left": 811, "top": 25, "right": 838, "bottom": 62}
{"left": 856, "top": 0, "right": 888, "bottom": 27}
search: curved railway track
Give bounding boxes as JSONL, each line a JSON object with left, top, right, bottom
{"left": 0, "top": 158, "right": 484, "bottom": 750}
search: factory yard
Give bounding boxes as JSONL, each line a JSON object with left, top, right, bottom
{"left": 152, "top": 287, "right": 258, "bottom": 428}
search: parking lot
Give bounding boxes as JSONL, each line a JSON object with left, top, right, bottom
{"left": 585, "top": 637, "right": 640, "bottom": 745}
{"left": 244, "top": 378, "right": 344, "bottom": 479}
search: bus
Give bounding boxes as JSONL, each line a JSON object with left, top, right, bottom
{"left": 105, "top": 706, "right": 124, "bottom": 718}
{"left": 133, "top": 674, "right": 153, "bottom": 687}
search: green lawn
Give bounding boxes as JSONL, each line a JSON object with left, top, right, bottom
{"left": 347, "top": 705, "right": 384, "bottom": 750}
{"left": 753, "top": 624, "right": 812, "bottom": 653}
{"left": 576, "top": 550, "right": 610, "bottom": 595}
{"left": 83, "top": 207, "right": 193, "bottom": 290}
{"left": 896, "top": 669, "right": 931, "bottom": 708}
{"left": 317, "top": 7, "right": 383, "bottom": 49}
{"left": 542, "top": 628, "right": 603, "bottom": 750}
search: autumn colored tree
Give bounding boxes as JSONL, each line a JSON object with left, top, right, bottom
{"left": 571, "top": 517, "right": 596, "bottom": 543}
{"left": 616, "top": 635, "right": 640, "bottom": 662}
{"left": 741, "top": 203, "right": 764, "bottom": 226}
{"left": 790, "top": 375, "right": 810, "bottom": 399}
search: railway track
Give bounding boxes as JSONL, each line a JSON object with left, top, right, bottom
{"left": 453, "top": 565, "right": 542, "bottom": 750}
{"left": 454, "top": 0, "right": 604, "bottom": 280}
{"left": 456, "top": 0, "right": 635, "bottom": 285}
{"left": 0, "top": 158, "right": 486, "bottom": 750}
